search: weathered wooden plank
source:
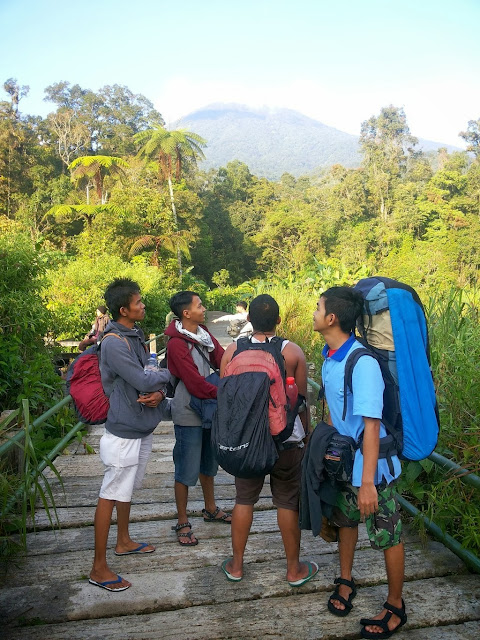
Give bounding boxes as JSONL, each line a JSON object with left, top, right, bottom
{"left": 0, "top": 541, "right": 469, "bottom": 624}
{"left": 3, "top": 576, "right": 480, "bottom": 639}
{"left": 2, "top": 529, "right": 453, "bottom": 590}
{"left": 394, "top": 622, "right": 480, "bottom": 639}
{"left": 44, "top": 479, "right": 246, "bottom": 507}
{"left": 22, "top": 513, "right": 383, "bottom": 556}
{"left": 30, "top": 497, "right": 277, "bottom": 529}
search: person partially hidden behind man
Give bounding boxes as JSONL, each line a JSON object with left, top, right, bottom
{"left": 78, "top": 305, "right": 110, "bottom": 352}
{"left": 165, "top": 291, "right": 232, "bottom": 546}
{"left": 212, "top": 300, "right": 253, "bottom": 340}
{"left": 313, "top": 286, "right": 406, "bottom": 639}
{"left": 89, "top": 278, "right": 171, "bottom": 592}
{"left": 220, "top": 294, "right": 318, "bottom": 587}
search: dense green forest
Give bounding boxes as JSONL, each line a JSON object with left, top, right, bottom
{"left": 2, "top": 79, "right": 480, "bottom": 300}
{"left": 2, "top": 76, "right": 480, "bottom": 391}
{"left": 1, "top": 78, "right": 480, "bottom": 556}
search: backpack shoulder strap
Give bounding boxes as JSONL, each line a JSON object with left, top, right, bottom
{"left": 233, "top": 336, "right": 250, "bottom": 355}
{"left": 342, "top": 347, "right": 377, "bottom": 420}
{"left": 100, "top": 332, "right": 131, "bottom": 351}
{"left": 192, "top": 342, "right": 219, "bottom": 375}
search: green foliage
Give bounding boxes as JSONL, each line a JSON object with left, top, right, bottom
{"left": 205, "top": 281, "right": 255, "bottom": 314}
{"left": 459, "top": 118, "right": 480, "bottom": 159}
{"left": 427, "top": 289, "right": 480, "bottom": 458}
{"left": 0, "top": 231, "right": 62, "bottom": 411}
{"left": 44, "top": 255, "right": 173, "bottom": 338}
{"left": 0, "top": 401, "right": 64, "bottom": 561}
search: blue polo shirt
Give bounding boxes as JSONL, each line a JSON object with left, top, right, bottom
{"left": 322, "top": 335, "right": 401, "bottom": 487}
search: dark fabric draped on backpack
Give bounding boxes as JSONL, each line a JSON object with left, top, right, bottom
{"left": 211, "top": 371, "right": 279, "bottom": 478}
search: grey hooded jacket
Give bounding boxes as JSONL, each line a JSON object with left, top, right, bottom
{"left": 100, "top": 321, "right": 171, "bottom": 439}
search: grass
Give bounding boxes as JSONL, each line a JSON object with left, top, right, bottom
{"left": 0, "top": 400, "right": 64, "bottom": 565}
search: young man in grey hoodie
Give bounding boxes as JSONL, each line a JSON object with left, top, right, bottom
{"left": 89, "top": 278, "right": 171, "bottom": 592}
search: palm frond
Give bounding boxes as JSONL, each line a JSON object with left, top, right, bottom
{"left": 129, "top": 235, "right": 156, "bottom": 257}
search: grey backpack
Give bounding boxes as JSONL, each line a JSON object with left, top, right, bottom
{"left": 227, "top": 318, "right": 248, "bottom": 337}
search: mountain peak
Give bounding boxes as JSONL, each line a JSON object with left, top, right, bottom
{"left": 177, "top": 103, "right": 458, "bottom": 179}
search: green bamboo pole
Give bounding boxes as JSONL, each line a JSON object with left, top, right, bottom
{"left": 397, "top": 495, "right": 480, "bottom": 574}
{"left": 1, "top": 419, "right": 84, "bottom": 520}
{"left": 428, "top": 451, "right": 480, "bottom": 490}
{"left": 0, "top": 395, "right": 73, "bottom": 457}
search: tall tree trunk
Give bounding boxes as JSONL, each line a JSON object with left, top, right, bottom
{"left": 167, "top": 175, "right": 182, "bottom": 277}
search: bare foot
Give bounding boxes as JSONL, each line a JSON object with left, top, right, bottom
{"left": 362, "top": 600, "right": 406, "bottom": 636}
{"left": 176, "top": 523, "right": 198, "bottom": 546}
{"left": 330, "top": 583, "right": 354, "bottom": 612}
{"left": 114, "top": 541, "right": 155, "bottom": 555}
{"left": 89, "top": 568, "right": 131, "bottom": 591}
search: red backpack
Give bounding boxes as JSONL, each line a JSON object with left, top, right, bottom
{"left": 66, "top": 333, "right": 130, "bottom": 425}
{"left": 223, "top": 336, "right": 290, "bottom": 438}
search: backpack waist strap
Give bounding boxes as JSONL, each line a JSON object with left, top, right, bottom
{"left": 359, "top": 434, "right": 398, "bottom": 476}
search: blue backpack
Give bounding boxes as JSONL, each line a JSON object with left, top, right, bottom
{"left": 344, "top": 277, "right": 439, "bottom": 465}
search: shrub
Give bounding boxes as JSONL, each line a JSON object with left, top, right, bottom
{"left": 44, "top": 256, "right": 174, "bottom": 339}
{"left": 0, "top": 231, "right": 61, "bottom": 411}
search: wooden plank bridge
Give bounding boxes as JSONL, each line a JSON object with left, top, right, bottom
{"left": 1, "top": 316, "right": 479, "bottom": 639}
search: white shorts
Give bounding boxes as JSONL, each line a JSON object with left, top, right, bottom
{"left": 99, "top": 431, "right": 153, "bottom": 502}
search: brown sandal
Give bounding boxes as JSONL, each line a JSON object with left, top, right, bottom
{"left": 172, "top": 521, "right": 199, "bottom": 546}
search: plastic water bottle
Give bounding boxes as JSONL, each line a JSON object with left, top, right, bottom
{"left": 285, "top": 376, "right": 298, "bottom": 409}
{"left": 144, "top": 352, "right": 158, "bottom": 372}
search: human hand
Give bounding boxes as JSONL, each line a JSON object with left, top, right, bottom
{"left": 358, "top": 482, "right": 378, "bottom": 520}
{"left": 137, "top": 391, "right": 165, "bottom": 407}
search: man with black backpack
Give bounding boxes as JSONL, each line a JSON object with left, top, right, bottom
{"left": 219, "top": 294, "right": 317, "bottom": 586}
{"left": 313, "top": 286, "right": 406, "bottom": 639}
{"left": 165, "top": 291, "right": 232, "bottom": 546}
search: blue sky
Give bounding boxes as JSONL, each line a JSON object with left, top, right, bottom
{"left": 1, "top": 0, "right": 478, "bottom": 147}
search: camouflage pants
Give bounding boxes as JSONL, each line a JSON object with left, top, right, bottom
{"left": 330, "top": 482, "right": 403, "bottom": 550}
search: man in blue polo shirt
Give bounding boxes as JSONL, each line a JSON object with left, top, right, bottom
{"left": 313, "top": 286, "right": 407, "bottom": 640}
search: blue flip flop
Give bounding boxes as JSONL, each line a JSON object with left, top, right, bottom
{"left": 288, "top": 561, "right": 319, "bottom": 587}
{"left": 89, "top": 575, "right": 130, "bottom": 592}
{"left": 221, "top": 558, "right": 243, "bottom": 582}
{"left": 114, "top": 542, "right": 155, "bottom": 556}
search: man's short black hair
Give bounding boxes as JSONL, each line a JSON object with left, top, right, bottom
{"left": 248, "top": 294, "right": 279, "bottom": 332}
{"left": 322, "top": 286, "right": 364, "bottom": 334}
{"left": 236, "top": 300, "right": 247, "bottom": 310}
{"left": 104, "top": 278, "right": 140, "bottom": 321}
{"left": 169, "top": 291, "right": 198, "bottom": 319}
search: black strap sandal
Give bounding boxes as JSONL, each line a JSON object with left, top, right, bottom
{"left": 327, "top": 577, "right": 357, "bottom": 617}
{"left": 360, "top": 599, "right": 407, "bottom": 639}
{"left": 171, "top": 521, "right": 199, "bottom": 546}
{"left": 202, "top": 506, "right": 232, "bottom": 524}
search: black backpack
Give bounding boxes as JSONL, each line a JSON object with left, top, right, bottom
{"left": 211, "top": 370, "right": 279, "bottom": 478}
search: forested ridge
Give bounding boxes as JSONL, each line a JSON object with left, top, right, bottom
{"left": 2, "top": 79, "right": 480, "bottom": 300}
{"left": 178, "top": 103, "right": 461, "bottom": 179}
